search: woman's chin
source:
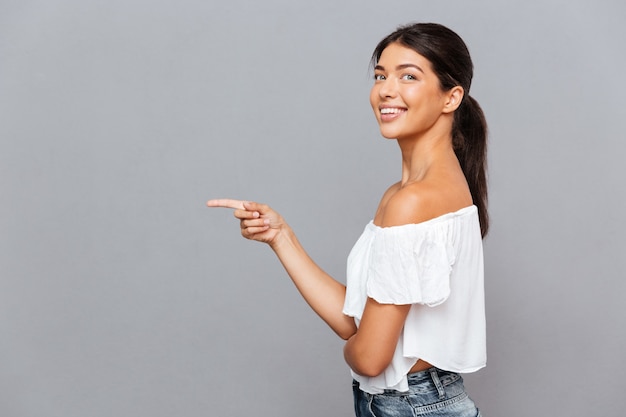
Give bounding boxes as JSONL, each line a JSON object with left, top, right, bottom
{"left": 378, "top": 129, "right": 399, "bottom": 140}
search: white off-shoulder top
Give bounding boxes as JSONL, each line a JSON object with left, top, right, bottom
{"left": 342, "top": 205, "right": 486, "bottom": 394}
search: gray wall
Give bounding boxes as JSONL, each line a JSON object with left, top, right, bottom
{"left": 1, "top": 1, "right": 624, "bottom": 416}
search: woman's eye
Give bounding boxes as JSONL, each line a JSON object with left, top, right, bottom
{"left": 374, "top": 74, "right": 386, "bottom": 81}
{"left": 401, "top": 74, "right": 417, "bottom": 80}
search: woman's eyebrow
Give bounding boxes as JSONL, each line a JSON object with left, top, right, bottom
{"left": 396, "top": 63, "right": 424, "bottom": 73}
{"left": 374, "top": 63, "right": 424, "bottom": 73}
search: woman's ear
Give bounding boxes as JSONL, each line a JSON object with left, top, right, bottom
{"left": 442, "top": 86, "right": 464, "bottom": 113}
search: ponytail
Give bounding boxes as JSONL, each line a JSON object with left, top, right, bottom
{"left": 453, "top": 95, "right": 489, "bottom": 237}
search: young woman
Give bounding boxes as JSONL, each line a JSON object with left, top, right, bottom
{"left": 208, "top": 23, "right": 488, "bottom": 417}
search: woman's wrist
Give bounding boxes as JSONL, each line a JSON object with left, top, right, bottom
{"left": 268, "top": 224, "right": 296, "bottom": 252}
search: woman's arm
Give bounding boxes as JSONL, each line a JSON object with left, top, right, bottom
{"left": 343, "top": 298, "right": 411, "bottom": 377}
{"left": 207, "top": 199, "right": 357, "bottom": 340}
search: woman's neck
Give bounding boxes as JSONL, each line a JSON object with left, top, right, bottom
{"left": 397, "top": 131, "right": 454, "bottom": 186}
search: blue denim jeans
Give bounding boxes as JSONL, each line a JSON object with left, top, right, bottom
{"left": 352, "top": 368, "right": 481, "bottom": 417}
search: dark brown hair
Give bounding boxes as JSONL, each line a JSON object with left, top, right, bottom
{"left": 372, "top": 23, "right": 489, "bottom": 237}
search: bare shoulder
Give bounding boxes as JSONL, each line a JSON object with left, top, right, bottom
{"left": 377, "top": 181, "right": 471, "bottom": 227}
{"left": 379, "top": 182, "right": 402, "bottom": 206}
{"left": 373, "top": 181, "right": 401, "bottom": 220}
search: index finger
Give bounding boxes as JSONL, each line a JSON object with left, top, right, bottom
{"left": 206, "top": 198, "right": 247, "bottom": 210}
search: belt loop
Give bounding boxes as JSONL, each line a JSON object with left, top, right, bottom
{"left": 429, "top": 368, "right": 446, "bottom": 400}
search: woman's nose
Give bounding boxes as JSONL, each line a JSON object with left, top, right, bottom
{"left": 378, "top": 79, "right": 397, "bottom": 98}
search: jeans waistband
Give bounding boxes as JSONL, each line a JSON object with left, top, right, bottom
{"left": 406, "top": 367, "right": 461, "bottom": 398}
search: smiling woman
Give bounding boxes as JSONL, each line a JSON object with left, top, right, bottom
{"left": 371, "top": 47, "right": 460, "bottom": 141}
{"left": 207, "top": 23, "right": 488, "bottom": 417}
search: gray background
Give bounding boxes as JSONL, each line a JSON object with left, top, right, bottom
{"left": 1, "top": 0, "right": 624, "bottom": 416}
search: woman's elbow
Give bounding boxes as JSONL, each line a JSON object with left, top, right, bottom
{"left": 344, "top": 344, "right": 390, "bottom": 377}
{"left": 337, "top": 328, "right": 356, "bottom": 341}
{"left": 349, "top": 358, "right": 388, "bottom": 377}
{"left": 335, "top": 321, "right": 358, "bottom": 340}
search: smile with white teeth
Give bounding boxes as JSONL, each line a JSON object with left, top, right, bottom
{"left": 380, "top": 108, "right": 406, "bottom": 114}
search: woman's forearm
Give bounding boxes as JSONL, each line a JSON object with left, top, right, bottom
{"left": 206, "top": 199, "right": 355, "bottom": 339}
{"left": 270, "top": 226, "right": 357, "bottom": 340}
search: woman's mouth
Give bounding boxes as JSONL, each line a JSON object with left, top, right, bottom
{"left": 380, "top": 107, "right": 407, "bottom": 122}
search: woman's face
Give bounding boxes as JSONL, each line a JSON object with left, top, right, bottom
{"left": 370, "top": 42, "right": 451, "bottom": 141}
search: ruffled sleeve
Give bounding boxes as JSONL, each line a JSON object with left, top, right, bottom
{"left": 366, "top": 220, "right": 457, "bottom": 307}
